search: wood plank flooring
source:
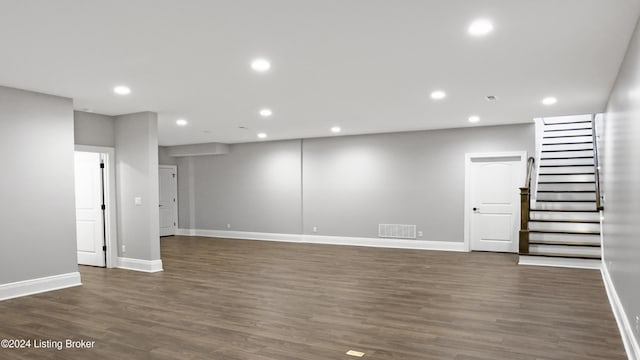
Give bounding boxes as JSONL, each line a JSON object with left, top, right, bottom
{"left": 0, "top": 236, "right": 625, "bottom": 359}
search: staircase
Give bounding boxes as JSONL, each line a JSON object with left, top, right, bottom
{"left": 519, "top": 115, "right": 602, "bottom": 269}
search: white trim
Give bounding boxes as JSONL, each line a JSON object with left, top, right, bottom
{"left": 159, "top": 165, "right": 179, "bottom": 236}
{"left": 75, "top": 145, "right": 118, "bottom": 268}
{"left": 0, "top": 272, "right": 82, "bottom": 301}
{"left": 176, "top": 229, "right": 466, "bottom": 252}
{"left": 518, "top": 255, "right": 601, "bottom": 270}
{"left": 117, "top": 257, "right": 164, "bottom": 273}
{"left": 602, "top": 263, "right": 640, "bottom": 360}
{"left": 464, "top": 151, "right": 527, "bottom": 253}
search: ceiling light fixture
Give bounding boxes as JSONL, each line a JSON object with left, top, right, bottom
{"left": 259, "top": 108, "right": 273, "bottom": 117}
{"left": 430, "top": 90, "right": 447, "bottom": 100}
{"left": 542, "top": 96, "right": 558, "bottom": 105}
{"left": 176, "top": 119, "right": 188, "bottom": 126}
{"left": 251, "top": 58, "right": 271, "bottom": 72}
{"left": 468, "top": 115, "right": 480, "bottom": 123}
{"left": 468, "top": 19, "right": 494, "bottom": 37}
{"left": 113, "top": 85, "right": 131, "bottom": 95}
{"left": 257, "top": 132, "right": 267, "bottom": 139}
{"left": 331, "top": 126, "right": 341, "bottom": 133}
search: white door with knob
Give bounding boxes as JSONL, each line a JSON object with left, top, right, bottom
{"left": 74, "top": 151, "right": 106, "bottom": 267}
{"left": 159, "top": 166, "right": 178, "bottom": 236}
{"left": 467, "top": 153, "right": 525, "bottom": 253}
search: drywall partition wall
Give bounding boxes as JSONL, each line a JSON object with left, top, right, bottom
{"left": 302, "top": 124, "right": 534, "bottom": 240}
{"left": 178, "top": 140, "right": 302, "bottom": 234}
{"left": 602, "top": 16, "right": 640, "bottom": 357}
{"left": 159, "top": 146, "right": 177, "bottom": 165}
{"left": 114, "top": 112, "right": 162, "bottom": 262}
{"left": 74, "top": 111, "right": 115, "bottom": 147}
{"left": 0, "top": 86, "right": 78, "bottom": 284}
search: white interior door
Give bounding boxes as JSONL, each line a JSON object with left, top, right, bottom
{"left": 469, "top": 155, "right": 524, "bottom": 253}
{"left": 159, "top": 167, "right": 177, "bottom": 236}
{"left": 74, "top": 151, "right": 106, "bottom": 267}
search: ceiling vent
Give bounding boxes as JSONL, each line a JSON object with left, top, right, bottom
{"left": 485, "top": 95, "right": 498, "bottom": 101}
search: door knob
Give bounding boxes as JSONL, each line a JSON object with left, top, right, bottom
{"left": 473, "top": 207, "right": 478, "bottom": 211}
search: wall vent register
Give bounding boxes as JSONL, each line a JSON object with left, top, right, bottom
{"left": 378, "top": 224, "right": 417, "bottom": 239}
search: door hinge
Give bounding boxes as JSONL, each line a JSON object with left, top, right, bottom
{"left": 174, "top": 222, "right": 177, "bottom": 226}
{"left": 100, "top": 163, "right": 105, "bottom": 169}
{"left": 102, "top": 245, "right": 107, "bottom": 251}
{"left": 172, "top": 173, "right": 176, "bottom": 178}
{"left": 101, "top": 204, "right": 106, "bottom": 210}
{"left": 173, "top": 198, "right": 176, "bottom": 202}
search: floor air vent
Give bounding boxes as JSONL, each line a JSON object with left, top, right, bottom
{"left": 378, "top": 224, "right": 417, "bottom": 239}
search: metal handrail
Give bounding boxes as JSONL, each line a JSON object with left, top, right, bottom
{"left": 592, "top": 115, "right": 603, "bottom": 210}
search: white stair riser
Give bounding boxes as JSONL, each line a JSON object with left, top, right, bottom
{"left": 530, "top": 211, "right": 600, "bottom": 222}
{"left": 539, "top": 166, "right": 594, "bottom": 174}
{"left": 529, "top": 244, "right": 601, "bottom": 257}
{"left": 538, "top": 174, "right": 595, "bottom": 182}
{"left": 542, "top": 143, "right": 594, "bottom": 151}
{"left": 543, "top": 129, "right": 592, "bottom": 137}
{"left": 537, "top": 183, "right": 595, "bottom": 191}
{"left": 533, "top": 202, "right": 597, "bottom": 211}
{"left": 541, "top": 150, "right": 594, "bottom": 158}
{"left": 539, "top": 158, "right": 594, "bottom": 166}
{"left": 529, "top": 222, "right": 600, "bottom": 233}
{"left": 537, "top": 192, "right": 595, "bottom": 201}
{"left": 544, "top": 123, "right": 592, "bottom": 131}
{"left": 530, "top": 231, "right": 600, "bottom": 243}
{"left": 542, "top": 136, "right": 593, "bottom": 144}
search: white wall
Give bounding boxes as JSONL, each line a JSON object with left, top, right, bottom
{"left": 115, "top": 112, "right": 161, "bottom": 261}
{"left": 602, "top": 16, "right": 640, "bottom": 352}
{"left": 0, "top": 86, "right": 78, "bottom": 283}
{"left": 74, "top": 110, "right": 115, "bottom": 147}
{"left": 177, "top": 123, "right": 534, "bottom": 241}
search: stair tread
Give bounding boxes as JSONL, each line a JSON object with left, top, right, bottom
{"left": 530, "top": 230, "right": 600, "bottom": 235}
{"left": 536, "top": 200, "right": 596, "bottom": 203}
{"left": 525, "top": 252, "right": 601, "bottom": 259}
{"left": 530, "top": 240, "right": 601, "bottom": 247}
{"left": 537, "top": 190, "right": 595, "bottom": 193}
{"left": 543, "top": 120, "right": 592, "bottom": 125}
{"left": 530, "top": 209, "right": 599, "bottom": 213}
{"left": 539, "top": 173, "right": 595, "bottom": 175}
{"left": 543, "top": 135, "right": 593, "bottom": 139}
{"left": 538, "top": 181, "right": 596, "bottom": 184}
{"left": 540, "top": 157, "right": 594, "bottom": 160}
{"left": 542, "top": 142, "right": 593, "bottom": 145}
{"left": 529, "top": 219, "right": 599, "bottom": 223}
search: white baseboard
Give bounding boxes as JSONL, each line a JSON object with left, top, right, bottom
{"left": 176, "top": 229, "right": 467, "bottom": 252}
{"left": 602, "top": 263, "right": 640, "bottom": 360}
{"left": 518, "top": 255, "right": 601, "bottom": 269}
{"left": 0, "top": 272, "right": 82, "bottom": 301}
{"left": 117, "top": 257, "right": 164, "bottom": 273}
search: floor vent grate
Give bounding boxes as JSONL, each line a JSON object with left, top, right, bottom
{"left": 378, "top": 224, "right": 417, "bottom": 239}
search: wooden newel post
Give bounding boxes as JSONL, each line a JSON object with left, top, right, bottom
{"left": 519, "top": 187, "right": 530, "bottom": 254}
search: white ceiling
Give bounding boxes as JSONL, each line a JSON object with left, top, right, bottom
{"left": 0, "top": 0, "right": 638, "bottom": 145}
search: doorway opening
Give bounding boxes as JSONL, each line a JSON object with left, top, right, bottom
{"left": 74, "top": 145, "right": 117, "bottom": 267}
{"left": 464, "top": 152, "right": 527, "bottom": 253}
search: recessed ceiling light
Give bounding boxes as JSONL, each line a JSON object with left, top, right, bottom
{"left": 542, "top": 96, "right": 558, "bottom": 105}
{"left": 251, "top": 58, "right": 271, "bottom": 72}
{"left": 468, "top": 19, "right": 494, "bottom": 37}
{"left": 331, "top": 126, "right": 341, "bottom": 133}
{"left": 430, "top": 90, "right": 447, "bottom": 100}
{"left": 468, "top": 115, "right": 480, "bottom": 123}
{"left": 257, "top": 132, "right": 267, "bottom": 139}
{"left": 176, "top": 119, "right": 188, "bottom": 126}
{"left": 259, "top": 108, "right": 273, "bottom": 117}
{"left": 113, "top": 85, "right": 131, "bottom": 95}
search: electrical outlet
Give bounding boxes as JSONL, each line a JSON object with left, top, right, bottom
{"left": 122, "top": 245, "right": 126, "bottom": 252}
{"left": 418, "top": 231, "right": 423, "bottom": 237}
{"left": 312, "top": 226, "right": 318, "bottom": 233}
{"left": 227, "top": 224, "right": 231, "bottom": 229}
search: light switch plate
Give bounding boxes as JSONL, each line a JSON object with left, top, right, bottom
{"left": 134, "top": 197, "right": 142, "bottom": 206}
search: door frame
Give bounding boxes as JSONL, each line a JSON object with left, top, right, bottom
{"left": 75, "top": 145, "right": 117, "bottom": 268}
{"left": 159, "top": 165, "right": 178, "bottom": 236}
{"left": 463, "top": 151, "right": 528, "bottom": 252}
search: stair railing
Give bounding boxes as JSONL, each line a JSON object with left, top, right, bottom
{"left": 519, "top": 156, "right": 535, "bottom": 254}
{"left": 592, "top": 115, "right": 604, "bottom": 211}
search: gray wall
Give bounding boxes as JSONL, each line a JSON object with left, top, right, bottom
{"left": 158, "top": 146, "right": 178, "bottom": 165}
{"left": 602, "top": 17, "right": 640, "bottom": 347}
{"left": 180, "top": 140, "right": 303, "bottom": 234}
{"left": 0, "top": 86, "right": 78, "bottom": 283}
{"left": 115, "top": 112, "right": 161, "bottom": 261}
{"left": 74, "top": 110, "right": 115, "bottom": 147}
{"left": 179, "top": 124, "right": 534, "bottom": 242}
{"left": 303, "top": 124, "right": 534, "bottom": 240}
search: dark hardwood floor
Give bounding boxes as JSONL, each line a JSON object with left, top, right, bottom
{"left": 0, "top": 236, "right": 625, "bottom": 359}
